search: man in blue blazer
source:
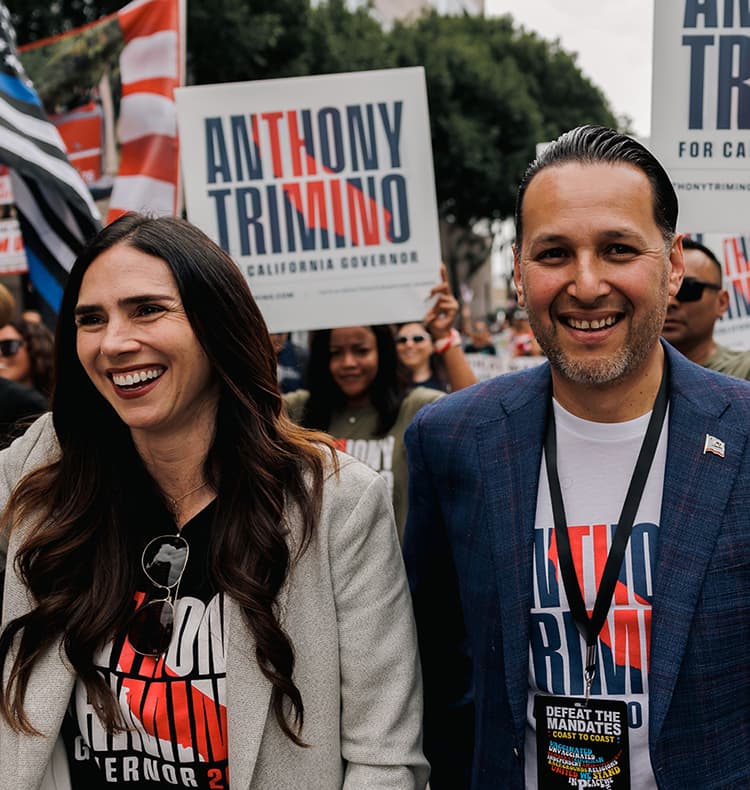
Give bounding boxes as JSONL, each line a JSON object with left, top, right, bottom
{"left": 404, "top": 126, "right": 750, "bottom": 790}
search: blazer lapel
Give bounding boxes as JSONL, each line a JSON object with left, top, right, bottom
{"left": 4, "top": 520, "right": 75, "bottom": 789}
{"left": 226, "top": 553, "right": 294, "bottom": 790}
{"left": 225, "top": 597, "right": 273, "bottom": 790}
{"left": 478, "top": 366, "right": 550, "bottom": 737}
{"left": 10, "top": 640, "right": 74, "bottom": 788}
{"left": 649, "top": 352, "right": 746, "bottom": 743}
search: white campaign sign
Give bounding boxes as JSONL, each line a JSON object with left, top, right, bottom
{"left": 696, "top": 232, "right": 750, "bottom": 349}
{"left": 175, "top": 68, "right": 441, "bottom": 333}
{"left": 651, "top": 1, "right": 750, "bottom": 232}
{"left": 0, "top": 218, "right": 28, "bottom": 274}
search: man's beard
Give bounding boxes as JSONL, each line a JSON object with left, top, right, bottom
{"left": 525, "top": 274, "right": 669, "bottom": 387}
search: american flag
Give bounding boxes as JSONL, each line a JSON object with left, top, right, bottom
{"left": 0, "top": 2, "right": 100, "bottom": 317}
{"left": 106, "top": 0, "right": 183, "bottom": 223}
{"left": 17, "top": 0, "right": 184, "bottom": 226}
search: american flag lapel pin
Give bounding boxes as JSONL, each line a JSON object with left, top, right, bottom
{"left": 703, "top": 434, "right": 725, "bottom": 458}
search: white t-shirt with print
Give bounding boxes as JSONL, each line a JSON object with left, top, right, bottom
{"left": 525, "top": 399, "right": 667, "bottom": 789}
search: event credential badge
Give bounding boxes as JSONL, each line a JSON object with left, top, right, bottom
{"left": 534, "top": 694, "right": 630, "bottom": 789}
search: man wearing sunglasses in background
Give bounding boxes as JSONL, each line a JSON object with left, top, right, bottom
{"left": 662, "top": 238, "right": 750, "bottom": 379}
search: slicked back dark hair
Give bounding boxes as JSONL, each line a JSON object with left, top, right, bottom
{"left": 514, "top": 125, "right": 678, "bottom": 251}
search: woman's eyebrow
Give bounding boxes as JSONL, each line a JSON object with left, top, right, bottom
{"left": 74, "top": 294, "right": 174, "bottom": 316}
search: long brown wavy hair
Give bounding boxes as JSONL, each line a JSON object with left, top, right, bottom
{"left": 0, "top": 213, "right": 336, "bottom": 745}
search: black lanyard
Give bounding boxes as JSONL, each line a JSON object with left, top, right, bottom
{"left": 543, "top": 360, "right": 669, "bottom": 700}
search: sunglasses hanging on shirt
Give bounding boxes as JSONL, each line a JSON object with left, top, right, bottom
{"left": 127, "top": 534, "right": 189, "bottom": 656}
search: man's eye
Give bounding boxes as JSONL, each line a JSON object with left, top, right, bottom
{"left": 607, "top": 244, "right": 637, "bottom": 256}
{"left": 537, "top": 248, "right": 567, "bottom": 261}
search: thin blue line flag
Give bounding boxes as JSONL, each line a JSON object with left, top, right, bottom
{"left": 0, "top": 4, "right": 100, "bottom": 317}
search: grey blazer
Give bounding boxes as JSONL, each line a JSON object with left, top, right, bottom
{"left": 0, "top": 415, "right": 429, "bottom": 790}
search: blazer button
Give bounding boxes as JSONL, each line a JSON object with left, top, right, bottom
{"left": 513, "top": 747, "right": 520, "bottom": 759}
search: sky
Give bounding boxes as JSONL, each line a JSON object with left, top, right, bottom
{"left": 484, "top": 0, "right": 655, "bottom": 139}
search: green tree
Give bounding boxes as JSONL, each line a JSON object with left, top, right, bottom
{"left": 6, "top": 0, "right": 121, "bottom": 42}
{"left": 387, "top": 11, "right": 617, "bottom": 226}
{"left": 302, "top": 0, "right": 392, "bottom": 75}
{"left": 187, "top": 0, "right": 311, "bottom": 84}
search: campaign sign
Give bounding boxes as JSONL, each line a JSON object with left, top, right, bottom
{"left": 465, "top": 352, "right": 508, "bottom": 381}
{"left": 651, "top": 1, "right": 750, "bottom": 231}
{"left": 0, "top": 166, "right": 13, "bottom": 206}
{"left": 699, "top": 232, "right": 750, "bottom": 348}
{"left": 0, "top": 218, "right": 28, "bottom": 275}
{"left": 175, "top": 68, "right": 441, "bottom": 333}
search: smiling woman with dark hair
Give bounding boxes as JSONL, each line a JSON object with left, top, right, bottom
{"left": 284, "top": 267, "right": 475, "bottom": 538}
{"left": 0, "top": 213, "right": 427, "bottom": 789}
{"left": 396, "top": 322, "right": 442, "bottom": 387}
{"left": 285, "top": 323, "right": 441, "bottom": 541}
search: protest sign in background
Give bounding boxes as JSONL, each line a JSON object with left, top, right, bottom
{"left": 695, "top": 232, "right": 750, "bottom": 349}
{"left": 0, "top": 218, "right": 26, "bottom": 275}
{"left": 175, "top": 67, "right": 442, "bottom": 333}
{"left": 651, "top": 0, "right": 750, "bottom": 232}
{"left": 0, "top": 166, "right": 26, "bottom": 275}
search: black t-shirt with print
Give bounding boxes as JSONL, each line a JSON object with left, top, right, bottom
{"left": 64, "top": 501, "right": 230, "bottom": 789}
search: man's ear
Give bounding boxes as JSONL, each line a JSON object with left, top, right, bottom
{"left": 667, "top": 234, "right": 685, "bottom": 298}
{"left": 716, "top": 288, "right": 730, "bottom": 319}
{"left": 513, "top": 244, "right": 525, "bottom": 307}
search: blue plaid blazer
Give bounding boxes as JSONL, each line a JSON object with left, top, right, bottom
{"left": 403, "top": 341, "right": 750, "bottom": 790}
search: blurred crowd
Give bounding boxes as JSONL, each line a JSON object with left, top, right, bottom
{"left": 0, "top": 283, "right": 54, "bottom": 447}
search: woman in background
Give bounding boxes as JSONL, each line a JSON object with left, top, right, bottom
{"left": 284, "top": 266, "right": 475, "bottom": 538}
{"left": 0, "top": 291, "right": 59, "bottom": 445}
{"left": 0, "top": 213, "right": 427, "bottom": 790}
{"left": 396, "top": 266, "right": 477, "bottom": 392}
{"left": 0, "top": 317, "right": 55, "bottom": 401}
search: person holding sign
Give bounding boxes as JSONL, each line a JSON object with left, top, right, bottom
{"left": 395, "top": 320, "right": 449, "bottom": 391}
{"left": 403, "top": 126, "right": 750, "bottom": 789}
{"left": 396, "top": 265, "right": 479, "bottom": 393}
{"left": 0, "top": 214, "right": 428, "bottom": 789}
{"left": 284, "top": 269, "right": 474, "bottom": 539}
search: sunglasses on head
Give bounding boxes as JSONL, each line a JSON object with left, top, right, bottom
{"left": 676, "top": 277, "right": 722, "bottom": 303}
{"left": 127, "top": 534, "right": 189, "bottom": 656}
{"left": 0, "top": 339, "right": 23, "bottom": 357}
{"left": 395, "top": 334, "right": 428, "bottom": 345}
